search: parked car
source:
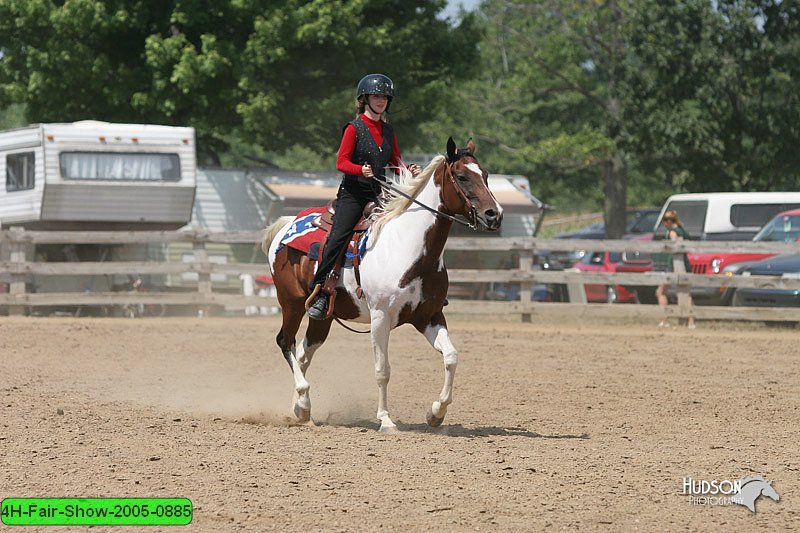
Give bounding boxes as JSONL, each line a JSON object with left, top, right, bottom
{"left": 547, "top": 208, "right": 660, "bottom": 269}
{"left": 687, "top": 208, "right": 800, "bottom": 305}
{"left": 571, "top": 250, "right": 655, "bottom": 303}
{"left": 655, "top": 192, "right": 800, "bottom": 241}
{"left": 553, "top": 208, "right": 660, "bottom": 240}
{"left": 730, "top": 254, "right": 800, "bottom": 308}
{"left": 487, "top": 282, "right": 561, "bottom": 302}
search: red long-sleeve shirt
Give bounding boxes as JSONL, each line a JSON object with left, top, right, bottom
{"left": 336, "top": 114, "right": 403, "bottom": 176}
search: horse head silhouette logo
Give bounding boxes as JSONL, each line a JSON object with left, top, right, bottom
{"left": 731, "top": 476, "right": 780, "bottom": 513}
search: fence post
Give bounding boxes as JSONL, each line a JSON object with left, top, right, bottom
{"left": 8, "top": 227, "right": 29, "bottom": 316}
{"left": 565, "top": 268, "right": 588, "bottom": 304}
{"left": 672, "top": 251, "right": 692, "bottom": 325}
{"left": 193, "top": 239, "right": 211, "bottom": 316}
{"left": 518, "top": 249, "right": 533, "bottom": 323}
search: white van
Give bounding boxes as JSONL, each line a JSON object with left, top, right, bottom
{"left": 654, "top": 192, "right": 800, "bottom": 241}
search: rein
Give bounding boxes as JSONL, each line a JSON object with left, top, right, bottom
{"left": 333, "top": 316, "right": 371, "bottom": 334}
{"left": 377, "top": 162, "right": 478, "bottom": 230}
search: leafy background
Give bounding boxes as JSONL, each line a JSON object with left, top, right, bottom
{"left": 2, "top": 0, "right": 799, "bottom": 236}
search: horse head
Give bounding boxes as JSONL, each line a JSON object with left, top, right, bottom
{"left": 732, "top": 476, "right": 781, "bottom": 512}
{"left": 439, "top": 137, "right": 503, "bottom": 231}
{"left": 761, "top": 480, "right": 780, "bottom": 502}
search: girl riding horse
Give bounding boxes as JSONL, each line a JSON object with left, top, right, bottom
{"left": 264, "top": 137, "right": 503, "bottom": 432}
{"left": 307, "top": 73, "right": 421, "bottom": 320}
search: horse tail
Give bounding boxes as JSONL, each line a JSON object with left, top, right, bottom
{"left": 262, "top": 216, "right": 294, "bottom": 265}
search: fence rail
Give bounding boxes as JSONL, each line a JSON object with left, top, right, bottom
{"left": 2, "top": 228, "right": 800, "bottom": 322}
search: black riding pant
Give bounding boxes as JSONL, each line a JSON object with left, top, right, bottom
{"left": 310, "top": 178, "right": 379, "bottom": 291}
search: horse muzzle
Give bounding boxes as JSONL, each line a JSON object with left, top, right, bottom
{"left": 478, "top": 208, "right": 503, "bottom": 231}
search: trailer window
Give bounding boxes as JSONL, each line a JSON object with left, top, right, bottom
{"left": 6, "top": 152, "right": 35, "bottom": 192}
{"left": 730, "top": 203, "right": 800, "bottom": 228}
{"left": 60, "top": 152, "right": 181, "bottom": 181}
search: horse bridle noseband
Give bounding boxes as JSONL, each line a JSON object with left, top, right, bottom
{"left": 442, "top": 160, "right": 480, "bottom": 229}
{"left": 376, "top": 160, "right": 479, "bottom": 230}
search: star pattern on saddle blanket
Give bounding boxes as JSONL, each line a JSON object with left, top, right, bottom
{"left": 277, "top": 207, "right": 370, "bottom": 264}
{"left": 280, "top": 208, "right": 325, "bottom": 253}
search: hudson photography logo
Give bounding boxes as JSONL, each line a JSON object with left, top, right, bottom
{"left": 682, "top": 475, "right": 780, "bottom": 513}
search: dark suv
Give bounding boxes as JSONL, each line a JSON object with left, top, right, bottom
{"left": 545, "top": 208, "right": 660, "bottom": 270}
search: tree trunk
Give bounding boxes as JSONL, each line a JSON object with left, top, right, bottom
{"left": 603, "top": 154, "right": 627, "bottom": 239}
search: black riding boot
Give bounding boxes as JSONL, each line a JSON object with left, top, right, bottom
{"left": 307, "top": 293, "right": 329, "bottom": 320}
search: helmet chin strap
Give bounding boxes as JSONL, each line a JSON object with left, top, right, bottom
{"left": 365, "top": 94, "right": 390, "bottom": 116}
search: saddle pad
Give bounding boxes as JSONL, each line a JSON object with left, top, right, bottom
{"left": 278, "top": 207, "right": 370, "bottom": 263}
{"left": 280, "top": 207, "right": 327, "bottom": 255}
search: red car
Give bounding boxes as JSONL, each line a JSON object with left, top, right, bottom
{"left": 687, "top": 208, "right": 800, "bottom": 304}
{"left": 572, "top": 251, "right": 653, "bottom": 303}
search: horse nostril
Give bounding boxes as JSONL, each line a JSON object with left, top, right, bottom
{"left": 485, "top": 209, "right": 497, "bottom": 219}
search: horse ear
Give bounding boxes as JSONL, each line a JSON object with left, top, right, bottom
{"left": 446, "top": 137, "right": 457, "bottom": 162}
{"left": 466, "top": 138, "right": 476, "bottom": 155}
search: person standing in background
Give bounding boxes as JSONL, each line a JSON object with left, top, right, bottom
{"left": 654, "top": 210, "right": 695, "bottom": 329}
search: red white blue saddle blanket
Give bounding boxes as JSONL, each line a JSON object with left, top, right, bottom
{"left": 278, "top": 207, "right": 369, "bottom": 263}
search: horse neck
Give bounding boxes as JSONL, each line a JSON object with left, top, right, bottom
{"left": 385, "top": 174, "right": 453, "bottom": 263}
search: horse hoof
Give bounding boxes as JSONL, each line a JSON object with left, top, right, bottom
{"left": 293, "top": 403, "right": 311, "bottom": 423}
{"left": 426, "top": 409, "right": 445, "bottom": 427}
{"left": 379, "top": 423, "right": 399, "bottom": 434}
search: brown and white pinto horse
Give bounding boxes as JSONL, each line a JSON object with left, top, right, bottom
{"left": 262, "top": 138, "right": 502, "bottom": 432}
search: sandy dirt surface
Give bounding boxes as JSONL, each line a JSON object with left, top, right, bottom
{"left": 1, "top": 315, "right": 798, "bottom": 531}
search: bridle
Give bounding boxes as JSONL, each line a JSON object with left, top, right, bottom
{"left": 376, "top": 160, "right": 479, "bottom": 230}
{"left": 442, "top": 159, "right": 480, "bottom": 229}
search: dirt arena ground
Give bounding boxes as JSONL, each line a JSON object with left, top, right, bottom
{"left": 1, "top": 314, "right": 798, "bottom": 531}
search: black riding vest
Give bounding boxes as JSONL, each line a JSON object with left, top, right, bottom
{"left": 343, "top": 117, "right": 395, "bottom": 185}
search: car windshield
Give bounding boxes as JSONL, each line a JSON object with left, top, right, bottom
{"left": 753, "top": 214, "right": 800, "bottom": 242}
{"left": 626, "top": 210, "right": 659, "bottom": 233}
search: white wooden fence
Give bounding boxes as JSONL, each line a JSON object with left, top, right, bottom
{"left": 2, "top": 228, "right": 800, "bottom": 322}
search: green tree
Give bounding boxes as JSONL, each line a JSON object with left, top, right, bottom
{"left": 0, "top": 102, "right": 25, "bottom": 129}
{"left": 0, "top": 0, "right": 478, "bottom": 164}
{"left": 622, "top": 0, "right": 800, "bottom": 192}
{"left": 419, "top": 0, "right": 633, "bottom": 237}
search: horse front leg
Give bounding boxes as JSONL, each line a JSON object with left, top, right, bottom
{"left": 420, "top": 312, "right": 457, "bottom": 427}
{"left": 370, "top": 310, "right": 397, "bottom": 433}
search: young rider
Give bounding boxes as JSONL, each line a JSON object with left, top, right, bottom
{"left": 307, "top": 73, "right": 421, "bottom": 320}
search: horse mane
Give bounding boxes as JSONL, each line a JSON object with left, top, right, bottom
{"left": 370, "top": 155, "right": 445, "bottom": 238}
{"left": 739, "top": 475, "right": 769, "bottom": 487}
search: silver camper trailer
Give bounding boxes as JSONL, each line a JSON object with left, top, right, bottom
{"left": 0, "top": 121, "right": 196, "bottom": 230}
{"left": 0, "top": 122, "right": 197, "bottom": 313}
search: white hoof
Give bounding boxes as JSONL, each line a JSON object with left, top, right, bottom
{"left": 379, "top": 420, "right": 399, "bottom": 433}
{"left": 293, "top": 402, "right": 311, "bottom": 422}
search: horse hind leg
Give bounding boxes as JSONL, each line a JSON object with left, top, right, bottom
{"left": 419, "top": 313, "right": 458, "bottom": 427}
{"left": 289, "top": 317, "right": 334, "bottom": 420}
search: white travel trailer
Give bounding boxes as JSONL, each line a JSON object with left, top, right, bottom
{"left": 0, "top": 121, "right": 196, "bottom": 230}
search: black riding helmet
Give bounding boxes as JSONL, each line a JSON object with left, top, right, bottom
{"left": 356, "top": 73, "right": 394, "bottom": 108}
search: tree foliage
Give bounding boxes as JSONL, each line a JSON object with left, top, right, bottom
{"left": 420, "top": 0, "right": 800, "bottom": 228}
{"left": 0, "top": 0, "right": 478, "bottom": 163}
{"left": 622, "top": 0, "right": 800, "bottom": 192}
{"left": 2, "top": 0, "right": 800, "bottom": 213}
{"left": 419, "top": 0, "right": 632, "bottom": 236}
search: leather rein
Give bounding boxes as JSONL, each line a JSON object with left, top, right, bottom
{"left": 376, "top": 160, "right": 479, "bottom": 230}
